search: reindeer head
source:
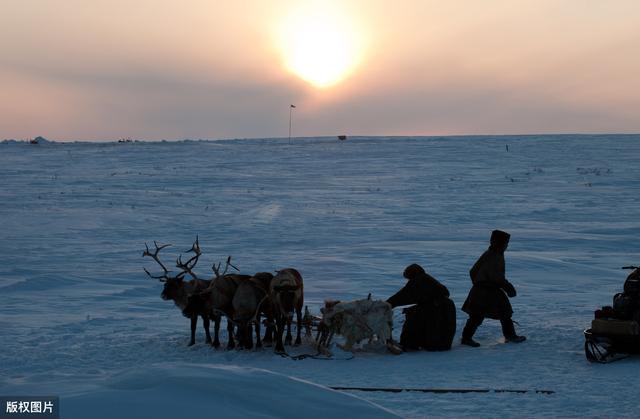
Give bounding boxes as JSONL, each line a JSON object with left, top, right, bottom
{"left": 161, "top": 276, "right": 185, "bottom": 301}
{"left": 321, "top": 299, "right": 341, "bottom": 314}
{"left": 273, "top": 284, "right": 299, "bottom": 314}
{"left": 252, "top": 272, "right": 274, "bottom": 290}
{"left": 271, "top": 269, "right": 302, "bottom": 316}
{"left": 143, "top": 238, "right": 200, "bottom": 303}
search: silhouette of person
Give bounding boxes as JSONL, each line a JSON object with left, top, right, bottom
{"left": 387, "top": 264, "right": 456, "bottom": 351}
{"left": 461, "top": 230, "right": 526, "bottom": 347}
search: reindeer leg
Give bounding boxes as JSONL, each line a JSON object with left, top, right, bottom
{"left": 203, "top": 315, "right": 212, "bottom": 344}
{"left": 189, "top": 315, "right": 197, "bottom": 346}
{"left": 246, "top": 323, "right": 254, "bottom": 350}
{"left": 226, "top": 318, "right": 236, "bottom": 350}
{"left": 285, "top": 316, "right": 293, "bottom": 346}
{"left": 212, "top": 313, "right": 221, "bottom": 348}
{"left": 255, "top": 314, "right": 262, "bottom": 349}
{"left": 262, "top": 318, "right": 273, "bottom": 347}
{"left": 212, "top": 314, "right": 221, "bottom": 348}
{"left": 315, "top": 326, "right": 324, "bottom": 347}
{"left": 237, "top": 323, "right": 246, "bottom": 349}
{"left": 275, "top": 316, "right": 286, "bottom": 353}
{"left": 294, "top": 307, "right": 302, "bottom": 346}
{"left": 284, "top": 313, "right": 293, "bottom": 345}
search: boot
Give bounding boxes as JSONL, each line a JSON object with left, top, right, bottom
{"left": 461, "top": 337, "right": 481, "bottom": 347}
{"left": 461, "top": 316, "right": 483, "bottom": 347}
{"left": 500, "top": 318, "right": 526, "bottom": 343}
{"left": 505, "top": 335, "right": 526, "bottom": 343}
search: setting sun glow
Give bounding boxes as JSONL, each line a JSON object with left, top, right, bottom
{"left": 277, "top": 4, "right": 364, "bottom": 88}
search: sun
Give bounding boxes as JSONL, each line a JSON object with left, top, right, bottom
{"left": 277, "top": 4, "right": 364, "bottom": 88}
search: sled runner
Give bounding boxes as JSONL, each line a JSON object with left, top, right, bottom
{"left": 584, "top": 327, "right": 640, "bottom": 363}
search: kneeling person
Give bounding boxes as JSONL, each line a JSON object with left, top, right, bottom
{"left": 387, "top": 264, "right": 456, "bottom": 351}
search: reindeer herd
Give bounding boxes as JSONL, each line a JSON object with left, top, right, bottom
{"left": 143, "top": 238, "right": 304, "bottom": 353}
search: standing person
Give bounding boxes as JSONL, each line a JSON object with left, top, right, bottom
{"left": 387, "top": 264, "right": 456, "bottom": 351}
{"left": 461, "top": 230, "right": 526, "bottom": 347}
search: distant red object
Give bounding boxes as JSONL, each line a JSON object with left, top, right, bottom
{"left": 338, "top": 135, "right": 347, "bottom": 141}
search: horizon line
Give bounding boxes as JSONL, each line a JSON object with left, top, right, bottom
{"left": 3, "top": 132, "right": 639, "bottom": 144}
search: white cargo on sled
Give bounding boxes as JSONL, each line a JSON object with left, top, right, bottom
{"left": 318, "top": 297, "right": 400, "bottom": 354}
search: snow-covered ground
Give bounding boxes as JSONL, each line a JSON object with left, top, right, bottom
{"left": 1, "top": 135, "right": 639, "bottom": 418}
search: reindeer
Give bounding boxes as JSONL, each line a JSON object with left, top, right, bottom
{"left": 187, "top": 259, "right": 251, "bottom": 349}
{"left": 270, "top": 268, "right": 304, "bottom": 353}
{"left": 143, "top": 238, "right": 212, "bottom": 346}
{"left": 232, "top": 272, "right": 274, "bottom": 350}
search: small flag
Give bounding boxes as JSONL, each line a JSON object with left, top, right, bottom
{"left": 290, "top": 104, "right": 296, "bottom": 108}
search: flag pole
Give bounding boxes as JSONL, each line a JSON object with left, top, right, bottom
{"left": 289, "top": 106, "right": 292, "bottom": 144}
{"left": 289, "top": 104, "right": 295, "bottom": 144}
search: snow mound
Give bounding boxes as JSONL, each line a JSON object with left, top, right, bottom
{"left": 63, "top": 363, "right": 399, "bottom": 419}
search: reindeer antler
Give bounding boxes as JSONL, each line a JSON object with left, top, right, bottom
{"left": 145, "top": 237, "right": 237, "bottom": 282}
{"left": 176, "top": 236, "right": 203, "bottom": 280}
{"left": 143, "top": 241, "right": 183, "bottom": 282}
{"left": 212, "top": 255, "right": 239, "bottom": 279}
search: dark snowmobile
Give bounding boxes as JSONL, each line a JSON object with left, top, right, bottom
{"left": 584, "top": 266, "right": 640, "bottom": 363}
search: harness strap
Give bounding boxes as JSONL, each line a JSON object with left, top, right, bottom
{"left": 278, "top": 350, "right": 355, "bottom": 361}
{"left": 248, "top": 291, "right": 270, "bottom": 325}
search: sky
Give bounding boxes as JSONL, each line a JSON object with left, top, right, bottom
{"left": 1, "top": 0, "right": 639, "bottom": 141}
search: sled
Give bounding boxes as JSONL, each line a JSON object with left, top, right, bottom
{"left": 584, "top": 328, "right": 640, "bottom": 363}
{"left": 584, "top": 266, "right": 640, "bottom": 363}
{"left": 316, "top": 297, "right": 400, "bottom": 356}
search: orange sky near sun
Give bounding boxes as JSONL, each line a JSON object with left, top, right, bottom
{"left": 1, "top": 0, "right": 639, "bottom": 140}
